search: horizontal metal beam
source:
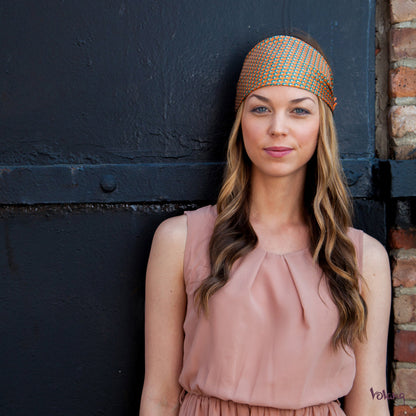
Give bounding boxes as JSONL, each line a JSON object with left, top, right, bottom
{"left": 0, "top": 163, "right": 226, "bottom": 205}
{"left": 0, "top": 159, "right": 405, "bottom": 205}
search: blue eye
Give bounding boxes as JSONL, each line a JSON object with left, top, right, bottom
{"left": 251, "top": 106, "right": 268, "bottom": 113}
{"left": 293, "top": 108, "right": 310, "bottom": 115}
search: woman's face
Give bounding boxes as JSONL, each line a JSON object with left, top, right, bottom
{"left": 241, "top": 85, "right": 320, "bottom": 182}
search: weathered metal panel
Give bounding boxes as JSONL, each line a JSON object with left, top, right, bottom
{"left": 353, "top": 199, "right": 387, "bottom": 245}
{"left": 0, "top": 204, "right": 196, "bottom": 415}
{"left": 2, "top": 0, "right": 374, "bottom": 171}
{"left": 390, "top": 160, "right": 416, "bottom": 197}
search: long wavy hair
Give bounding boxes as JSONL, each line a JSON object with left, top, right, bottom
{"left": 194, "top": 36, "right": 368, "bottom": 351}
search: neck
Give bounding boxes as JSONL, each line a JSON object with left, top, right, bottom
{"left": 249, "top": 169, "right": 307, "bottom": 228}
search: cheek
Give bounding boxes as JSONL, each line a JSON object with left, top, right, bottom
{"left": 241, "top": 119, "right": 258, "bottom": 141}
{"left": 298, "top": 122, "right": 320, "bottom": 150}
{"left": 242, "top": 134, "right": 255, "bottom": 162}
{"left": 241, "top": 118, "right": 260, "bottom": 155}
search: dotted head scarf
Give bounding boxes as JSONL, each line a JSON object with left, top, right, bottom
{"left": 235, "top": 35, "right": 336, "bottom": 112}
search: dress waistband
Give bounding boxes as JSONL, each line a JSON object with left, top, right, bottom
{"left": 179, "top": 390, "right": 345, "bottom": 416}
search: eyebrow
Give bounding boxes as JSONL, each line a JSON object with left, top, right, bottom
{"left": 248, "top": 94, "right": 316, "bottom": 105}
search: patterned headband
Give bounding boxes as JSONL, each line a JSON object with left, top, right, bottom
{"left": 235, "top": 35, "right": 336, "bottom": 111}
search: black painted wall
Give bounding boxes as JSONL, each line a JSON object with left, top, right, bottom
{"left": 0, "top": 1, "right": 383, "bottom": 415}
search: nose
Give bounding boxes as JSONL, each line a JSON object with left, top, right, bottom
{"left": 268, "top": 112, "right": 289, "bottom": 136}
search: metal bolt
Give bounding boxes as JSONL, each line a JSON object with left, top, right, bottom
{"left": 100, "top": 174, "right": 117, "bottom": 193}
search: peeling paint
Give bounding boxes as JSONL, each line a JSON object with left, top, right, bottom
{"left": 0, "top": 202, "right": 199, "bottom": 217}
{"left": 0, "top": 167, "right": 11, "bottom": 176}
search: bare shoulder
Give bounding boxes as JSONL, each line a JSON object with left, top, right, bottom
{"left": 362, "top": 232, "right": 387, "bottom": 258}
{"left": 145, "top": 214, "right": 188, "bottom": 316}
{"left": 362, "top": 233, "right": 389, "bottom": 276}
{"left": 361, "top": 232, "right": 391, "bottom": 299}
{"left": 147, "top": 214, "right": 188, "bottom": 283}
{"left": 152, "top": 214, "right": 187, "bottom": 248}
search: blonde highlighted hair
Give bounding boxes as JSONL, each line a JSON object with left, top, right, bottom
{"left": 194, "top": 96, "right": 367, "bottom": 350}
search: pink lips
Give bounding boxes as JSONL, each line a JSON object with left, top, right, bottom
{"left": 264, "top": 146, "right": 293, "bottom": 158}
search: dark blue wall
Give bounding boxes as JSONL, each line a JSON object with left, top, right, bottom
{"left": 0, "top": 1, "right": 383, "bottom": 415}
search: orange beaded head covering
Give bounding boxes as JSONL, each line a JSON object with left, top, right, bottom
{"left": 235, "top": 35, "right": 336, "bottom": 111}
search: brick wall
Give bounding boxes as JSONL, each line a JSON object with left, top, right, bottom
{"left": 389, "top": 0, "right": 416, "bottom": 160}
{"left": 388, "top": 1, "right": 416, "bottom": 414}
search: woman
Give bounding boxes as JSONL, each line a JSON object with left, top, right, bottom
{"left": 140, "top": 34, "right": 391, "bottom": 415}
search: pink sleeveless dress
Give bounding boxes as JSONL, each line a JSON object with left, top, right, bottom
{"left": 179, "top": 205, "right": 363, "bottom": 416}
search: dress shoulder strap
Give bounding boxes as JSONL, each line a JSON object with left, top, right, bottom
{"left": 183, "top": 205, "right": 217, "bottom": 286}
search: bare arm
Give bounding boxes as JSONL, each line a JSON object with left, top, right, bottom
{"left": 343, "top": 233, "right": 391, "bottom": 416}
{"left": 139, "top": 215, "right": 187, "bottom": 416}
